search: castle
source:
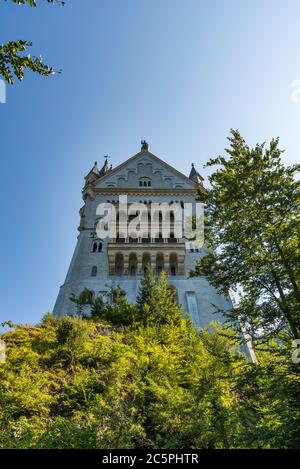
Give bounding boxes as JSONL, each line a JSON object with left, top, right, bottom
{"left": 53, "top": 141, "right": 232, "bottom": 327}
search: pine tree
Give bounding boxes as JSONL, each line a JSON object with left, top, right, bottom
{"left": 136, "top": 267, "right": 156, "bottom": 310}
{"left": 137, "top": 268, "right": 182, "bottom": 325}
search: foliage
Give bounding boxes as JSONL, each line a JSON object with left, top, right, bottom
{"left": 70, "top": 270, "right": 183, "bottom": 327}
{"left": 191, "top": 130, "right": 300, "bottom": 341}
{"left": 1, "top": 0, "right": 64, "bottom": 84}
{"left": 137, "top": 269, "right": 183, "bottom": 325}
{"left": 0, "top": 309, "right": 299, "bottom": 448}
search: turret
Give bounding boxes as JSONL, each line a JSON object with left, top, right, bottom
{"left": 189, "top": 163, "right": 204, "bottom": 186}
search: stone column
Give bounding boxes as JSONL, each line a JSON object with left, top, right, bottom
{"left": 164, "top": 252, "right": 170, "bottom": 275}
{"left": 178, "top": 254, "right": 185, "bottom": 276}
{"left": 108, "top": 253, "right": 115, "bottom": 276}
{"left": 123, "top": 253, "right": 129, "bottom": 276}
{"left": 151, "top": 252, "right": 156, "bottom": 272}
{"left": 137, "top": 252, "right": 143, "bottom": 275}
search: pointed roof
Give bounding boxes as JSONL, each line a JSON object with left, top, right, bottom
{"left": 189, "top": 163, "right": 204, "bottom": 185}
{"left": 99, "top": 157, "right": 110, "bottom": 177}
{"left": 84, "top": 161, "right": 99, "bottom": 181}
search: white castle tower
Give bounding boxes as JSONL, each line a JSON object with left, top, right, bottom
{"left": 53, "top": 142, "right": 232, "bottom": 327}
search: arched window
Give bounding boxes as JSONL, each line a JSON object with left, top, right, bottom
{"left": 142, "top": 252, "right": 151, "bottom": 274}
{"left": 156, "top": 252, "right": 164, "bottom": 276}
{"left": 170, "top": 253, "right": 178, "bottom": 276}
{"left": 129, "top": 253, "right": 137, "bottom": 276}
{"left": 115, "top": 253, "right": 124, "bottom": 277}
{"left": 139, "top": 178, "right": 151, "bottom": 188}
{"left": 91, "top": 266, "right": 97, "bottom": 277}
{"left": 91, "top": 240, "right": 103, "bottom": 253}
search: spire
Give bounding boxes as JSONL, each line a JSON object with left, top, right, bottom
{"left": 189, "top": 163, "right": 204, "bottom": 185}
{"left": 92, "top": 161, "right": 99, "bottom": 175}
{"left": 84, "top": 161, "right": 99, "bottom": 184}
{"left": 99, "top": 155, "right": 110, "bottom": 177}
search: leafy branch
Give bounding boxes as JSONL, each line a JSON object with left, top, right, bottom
{"left": 0, "top": 0, "right": 64, "bottom": 84}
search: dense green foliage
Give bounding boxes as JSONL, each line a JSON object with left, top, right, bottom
{"left": 192, "top": 130, "right": 300, "bottom": 342}
{"left": 1, "top": 270, "right": 299, "bottom": 448}
{"left": 1, "top": 0, "right": 63, "bottom": 84}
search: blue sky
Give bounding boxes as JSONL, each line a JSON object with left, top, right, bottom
{"left": 1, "top": 0, "right": 300, "bottom": 326}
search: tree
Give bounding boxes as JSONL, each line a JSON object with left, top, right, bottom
{"left": 0, "top": 0, "right": 64, "bottom": 84}
{"left": 137, "top": 268, "right": 182, "bottom": 325}
{"left": 136, "top": 266, "right": 156, "bottom": 310}
{"left": 70, "top": 288, "right": 94, "bottom": 316}
{"left": 191, "top": 130, "right": 300, "bottom": 341}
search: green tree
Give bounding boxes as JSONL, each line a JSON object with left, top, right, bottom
{"left": 1, "top": 0, "right": 64, "bottom": 84}
{"left": 137, "top": 269, "right": 182, "bottom": 325}
{"left": 191, "top": 130, "right": 300, "bottom": 341}
{"left": 70, "top": 288, "right": 95, "bottom": 316}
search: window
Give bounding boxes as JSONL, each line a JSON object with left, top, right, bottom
{"left": 91, "top": 240, "right": 103, "bottom": 253}
{"left": 91, "top": 266, "right": 97, "bottom": 277}
{"left": 138, "top": 178, "right": 152, "bottom": 188}
{"left": 115, "top": 253, "right": 124, "bottom": 277}
{"left": 170, "top": 253, "right": 178, "bottom": 276}
{"left": 129, "top": 253, "right": 137, "bottom": 276}
{"left": 156, "top": 252, "right": 164, "bottom": 276}
{"left": 142, "top": 252, "right": 151, "bottom": 274}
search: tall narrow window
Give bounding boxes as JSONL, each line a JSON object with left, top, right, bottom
{"left": 98, "top": 242, "right": 102, "bottom": 252}
{"left": 115, "top": 253, "right": 124, "bottom": 277}
{"left": 129, "top": 253, "right": 137, "bottom": 276}
{"left": 142, "top": 252, "right": 151, "bottom": 274}
{"left": 156, "top": 252, "right": 164, "bottom": 276}
{"left": 91, "top": 266, "right": 97, "bottom": 277}
{"left": 170, "top": 253, "right": 178, "bottom": 276}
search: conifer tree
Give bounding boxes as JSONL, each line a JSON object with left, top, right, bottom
{"left": 137, "top": 268, "right": 182, "bottom": 325}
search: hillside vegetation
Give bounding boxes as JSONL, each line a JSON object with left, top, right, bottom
{"left": 0, "top": 272, "right": 299, "bottom": 448}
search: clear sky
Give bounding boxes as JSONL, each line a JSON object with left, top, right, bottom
{"left": 1, "top": 0, "right": 300, "bottom": 326}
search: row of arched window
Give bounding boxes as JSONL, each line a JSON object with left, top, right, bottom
{"left": 114, "top": 252, "right": 179, "bottom": 277}
{"left": 139, "top": 180, "right": 152, "bottom": 187}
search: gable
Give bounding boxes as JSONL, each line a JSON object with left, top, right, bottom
{"left": 94, "top": 151, "right": 196, "bottom": 190}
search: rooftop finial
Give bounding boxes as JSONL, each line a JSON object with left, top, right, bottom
{"left": 141, "top": 139, "right": 149, "bottom": 151}
{"left": 98, "top": 155, "right": 110, "bottom": 177}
